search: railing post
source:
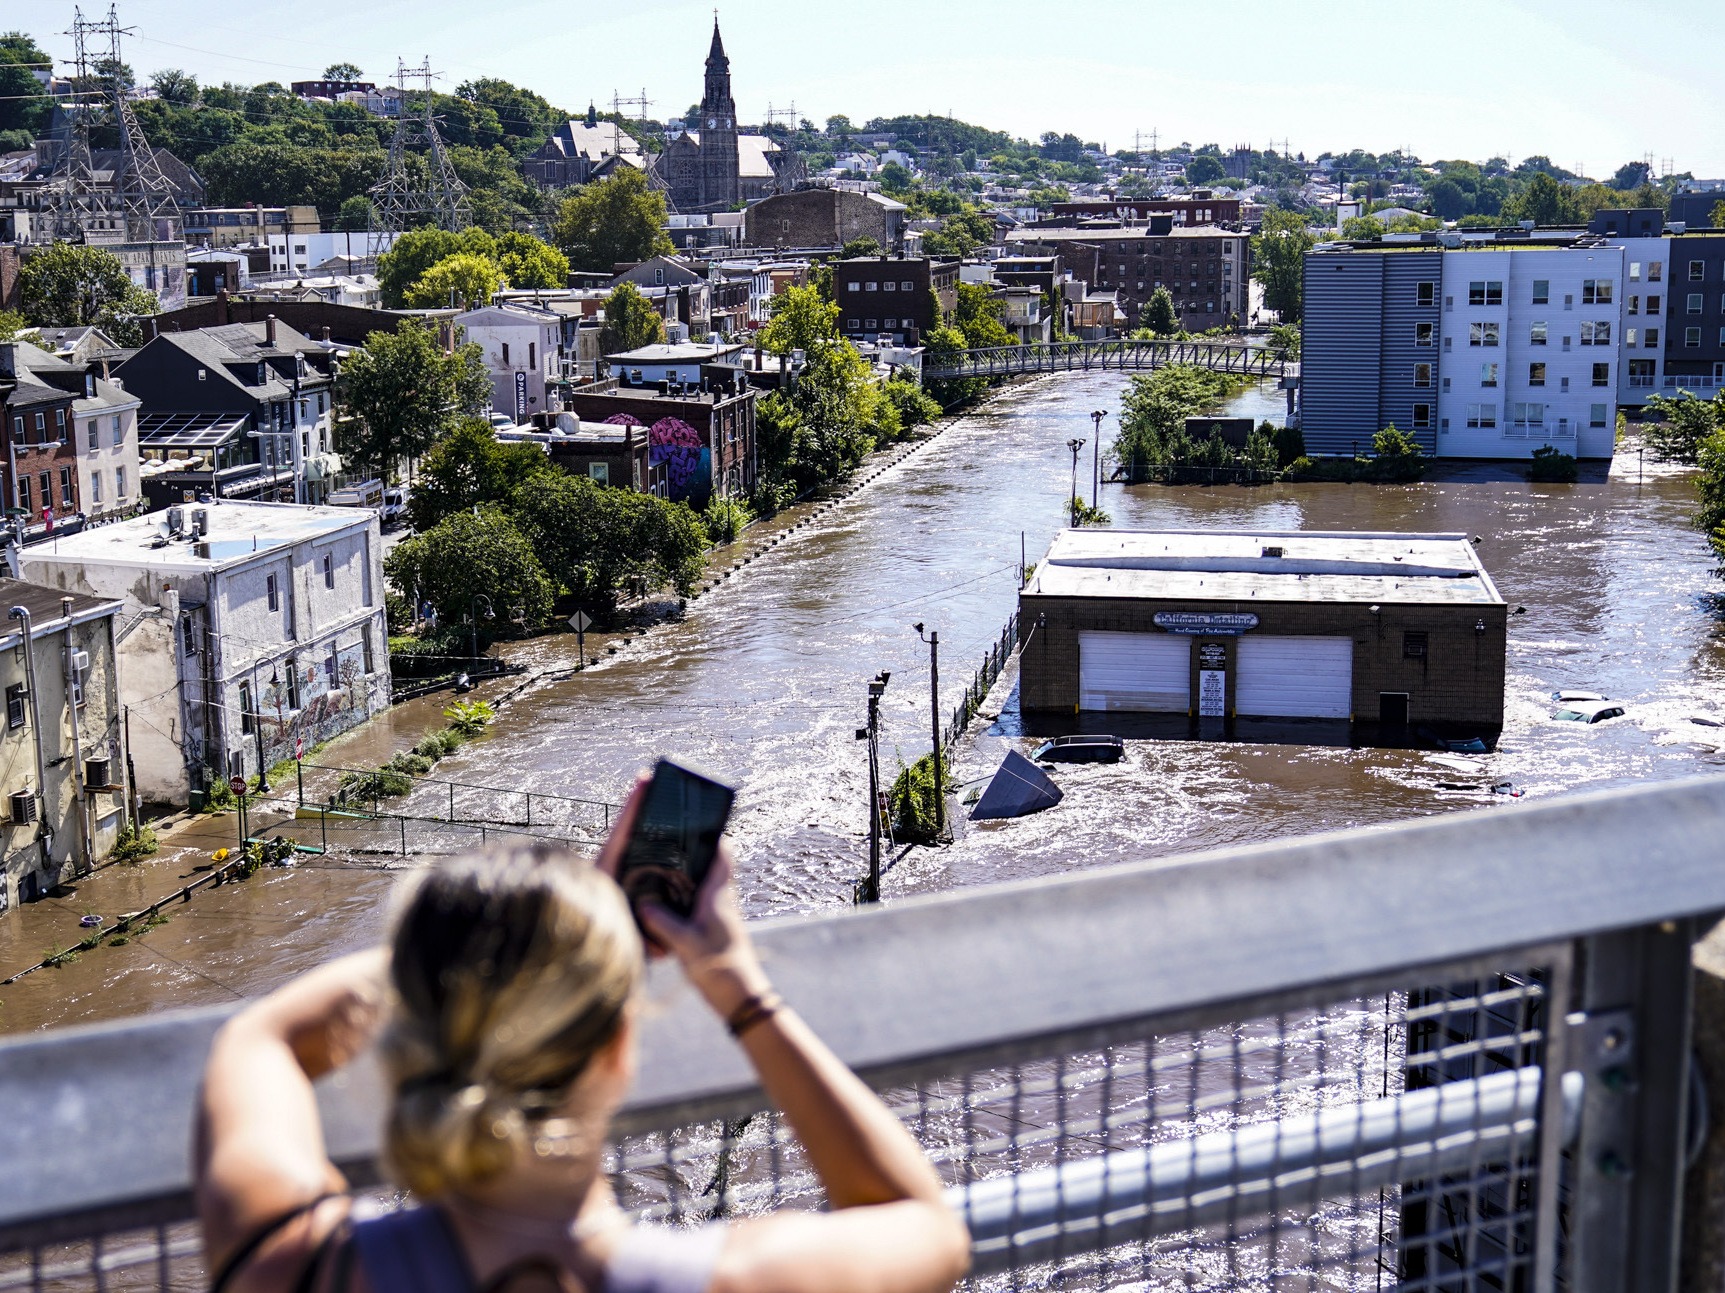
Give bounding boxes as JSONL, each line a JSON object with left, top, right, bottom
{"left": 449, "top": 780, "right": 455, "bottom": 823}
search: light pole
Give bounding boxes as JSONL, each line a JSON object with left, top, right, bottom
{"left": 854, "top": 670, "right": 891, "bottom": 904}
{"left": 914, "top": 623, "right": 944, "bottom": 840}
{"left": 469, "top": 593, "right": 494, "bottom": 666}
{"left": 1089, "top": 409, "right": 1109, "bottom": 508}
{"left": 1067, "top": 437, "right": 1086, "bottom": 526}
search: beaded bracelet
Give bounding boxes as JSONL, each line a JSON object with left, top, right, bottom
{"left": 726, "top": 992, "right": 784, "bottom": 1039}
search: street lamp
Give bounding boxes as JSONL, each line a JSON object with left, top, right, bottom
{"left": 252, "top": 666, "right": 279, "bottom": 794}
{"left": 1066, "top": 438, "right": 1086, "bottom": 526}
{"left": 469, "top": 593, "right": 494, "bottom": 666}
{"left": 914, "top": 622, "right": 944, "bottom": 840}
{"left": 1089, "top": 409, "right": 1109, "bottom": 508}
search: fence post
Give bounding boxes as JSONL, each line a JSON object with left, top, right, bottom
{"left": 320, "top": 807, "right": 326, "bottom": 855}
{"left": 296, "top": 760, "right": 303, "bottom": 809}
{"left": 449, "top": 781, "right": 455, "bottom": 823}
{"left": 400, "top": 815, "right": 407, "bottom": 855}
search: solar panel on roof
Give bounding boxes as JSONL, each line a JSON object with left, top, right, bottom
{"left": 137, "top": 414, "right": 246, "bottom": 448}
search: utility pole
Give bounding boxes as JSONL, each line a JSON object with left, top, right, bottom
{"left": 915, "top": 624, "right": 944, "bottom": 839}
{"left": 1090, "top": 409, "right": 1109, "bottom": 509}
{"left": 1067, "top": 437, "right": 1086, "bottom": 526}
{"left": 854, "top": 670, "right": 890, "bottom": 904}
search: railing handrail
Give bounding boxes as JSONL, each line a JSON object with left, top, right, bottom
{"left": 923, "top": 337, "right": 1292, "bottom": 381}
{"left": 4, "top": 773, "right": 1725, "bottom": 1245}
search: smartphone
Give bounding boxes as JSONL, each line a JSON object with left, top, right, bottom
{"left": 614, "top": 758, "right": 736, "bottom": 921}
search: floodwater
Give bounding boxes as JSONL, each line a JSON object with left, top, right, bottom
{"left": 2, "top": 372, "right": 1723, "bottom": 1033}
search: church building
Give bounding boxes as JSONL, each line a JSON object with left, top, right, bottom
{"left": 655, "top": 21, "right": 800, "bottom": 213}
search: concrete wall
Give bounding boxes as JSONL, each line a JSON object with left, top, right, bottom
{"left": 1017, "top": 593, "right": 1507, "bottom": 736}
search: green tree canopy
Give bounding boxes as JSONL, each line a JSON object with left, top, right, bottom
{"left": 953, "top": 282, "right": 1012, "bottom": 350}
{"left": 0, "top": 33, "right": 51, "bottom": 136}
{"left": 385, "top": 508, "right": 554, "bottom": 629}
{"left": 407, "top": 418, "right": 557, "bottom": 531}
{"left": 1643, "top": 391, "right": 1725, "bottom": 465}
{"left": 494, "top": 231, "right": 569, "bottom": 289}
{"left": 1695, "top": 426, "right": 1725, "bottom": 570}
{"left": 1503, "top": 172, "right": 1583, "bottom": 227}
{"left": 1185, "top": 155, "right": 1226, "bottom": 185}
{"left": 598, "top": 281, "right": 666, "bottom": 355}
{"left": 18, "top": 243, "right": 157, "bottom": 344}
{"left": 1252, "top": 208, "right": 1317, "bottom": 322}
{"left": 335, "top": 321, "right": 493, "bottom": 480}
{"left": 877, "top": 161, "right": 912, "bottom": 192}
{"left": 323, "top": 62, "right": 364, "bottom": 80}
{"left": 334, "top": 195, "right": 375, "bottom": 231}
{"left": 1142, "top": 287, "right": 1179, "bottom": 336}
{"left": 759, "top": 282, "right": 838, "bottom": 355}
{"left": 404, "top": 252, "right": 505, "bottom": 309}
{"left": 550, "top": 169, "right": 674, "bottom": 273}
{"left": 840, "top": 236, "right": 885, "bottom": 259}
{"left": 377, "top": 227, "right": 498, "bottom": 309}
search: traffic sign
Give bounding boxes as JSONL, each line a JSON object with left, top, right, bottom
{"left": 567, "top": 611, "right": 593, "bottom": 633}
{"left": 228, "top": 775, "right": 248, "bottom": 797}
{"left": 295, "top": 734, "right": 304, "bottom": 760}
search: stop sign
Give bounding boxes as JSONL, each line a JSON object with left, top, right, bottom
{"left": 229, "top": 775, "right": 248, "bottom": 798}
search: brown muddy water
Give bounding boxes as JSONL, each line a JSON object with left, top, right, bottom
{"left": 2, "top": 371, "right": 1722, "bottom": 1034}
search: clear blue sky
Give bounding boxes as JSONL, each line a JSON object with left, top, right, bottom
{"left": 30, "top": 0, "right": 1725, "bottom": 178}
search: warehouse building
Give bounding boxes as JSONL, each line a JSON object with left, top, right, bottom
{"left": 1018, "top": 529, "right": 1506, "bottom": 745}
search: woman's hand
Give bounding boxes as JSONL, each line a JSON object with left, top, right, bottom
{"left": 638, "top": 843, "right": 772, "bottom": 1020}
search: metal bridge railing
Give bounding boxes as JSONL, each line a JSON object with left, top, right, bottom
{"left": 5, "top": 774, "right": 1725, "bottom": 1291}
{"left": 924, "top": 339, "right": 1295, "bottom": 382}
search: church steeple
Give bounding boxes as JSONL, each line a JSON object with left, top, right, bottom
{"left": 707, "top": 17, "right": 727, "bottom": 66}
{"left": 702, "top": 16, "right": 734, "bottom": 120}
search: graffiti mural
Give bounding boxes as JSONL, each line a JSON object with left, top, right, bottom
{"left": 648, "top": 417, "right": 711, "bottom": 505}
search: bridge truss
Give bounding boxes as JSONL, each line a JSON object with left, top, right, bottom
{"left": 924, "top": 338, "right": 1295, "bottom": 383}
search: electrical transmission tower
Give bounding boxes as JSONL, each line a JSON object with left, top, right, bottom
{"left": 368, "top": 59, "right": 470, "bottom": 236}
{"left": 42, "top": 5, "right": 181, "bottom": 243}
{"left": 763, "top": 101, "right": 798, "bottom": 129}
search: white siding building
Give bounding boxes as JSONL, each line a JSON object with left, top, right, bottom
{"left": 455, "top": 303, "right": 563, "bottom": 421}
{"left": 19, "top": 501, "right": 389, "bottom": 808}
{"left": 1435, "top": 243, "right": 1625, "bottom": 460}
{"left": 1618, "top": 237, "right": 1673, "bottom": 405}
{"left": 72, "top": 374, "right": 141, "bottom": 522}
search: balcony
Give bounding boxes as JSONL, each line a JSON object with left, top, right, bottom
{"left": 4, "top": 775, "right": 1725, "bottom": 1291}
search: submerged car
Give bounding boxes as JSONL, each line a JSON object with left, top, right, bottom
{"left": 1553, "top": 700, "right": 1626, "bottom": 724}
{"left": 1552, "top": 689, "right": 1609, "bottom": 704}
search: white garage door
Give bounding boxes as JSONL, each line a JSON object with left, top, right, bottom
{"left": 1236, "top": 636, "right": 1354, "bottom": 719}
{"left": 1079, "top": 631, "right": 1191, "bottom": 712}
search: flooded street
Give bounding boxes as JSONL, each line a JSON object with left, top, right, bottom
{"left": 3, "top": 371, "right": 1723, "bottom": 1033}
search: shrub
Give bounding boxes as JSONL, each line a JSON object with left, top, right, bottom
{"left": 702, "top": 496, "right": 754, "bottom": 546}
{"left": 1530, "top": 445, "right": 1579, "bottom": 482}
{"left": 389, "top": 626, "right": 477, "bottom": 679}
{"left": 888, "top": 752, "right": 950, "bottom": 845}
{"left": 1369, "top": 424, "right": 1426, "bottom": 482}
{"left": 336, "top": 766, "right": 414, "bottom": 803}
{"left": 413, "top": 731, "right": 463, "bottom": 760}
{"left": 387, "top": 751, "right": 433, "bottom": 776}
{"left": 443, "top": 700, "right": 496, "bottom": 737}
{"left": 203, "top": 774, "right": 237, "bottom": 812}
{"left": 112, "top": 821, "right": 159, "bottom": 863}
{"left": 1271, "top": 423, "right": 1306, "bottom": 468}
{"left": 1068, "top": 497, "right": 1111, "bottom": 526}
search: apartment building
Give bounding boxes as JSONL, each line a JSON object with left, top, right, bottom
{"left": 1667, "top": 232, "right": 1725, "bottom": 394}
{"left": 1301, "top": 232, "right": 1626, "bottom": 461}
{"left": 1007, "top": 223, "right": 1251, "bottom": 331}
{"left": 454, "top": 303, "right": 563, "bottom": 422}
{"left": 833, "top": 257, "right": 960, "bottom": 347}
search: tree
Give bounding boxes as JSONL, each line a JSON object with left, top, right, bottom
{"left": 1643, "top": 391, "right": 1725, "bottom": 465}
{"left": 550, "top": 169, "right": 673, "bottom": 273}
{"left": 377, "top": 227, "right": 497, "bottom": 308}
{"left": 1252, "top": 208, "right": 1316, "bottom": 322}
{"left": 598, "top": 281, "right": 666, "bottom": 355}
{"left": 1610, "top": 160, "right": 1653, "bottom": 191}
{"left": 878, "top": 161, "right": 912, "bottom": 192}
{"left": 1695, "top": 427, "right": 1725, "bottom": 569}
{"left": 149, "top": 68, "right": 198, "bottom": 105}
{"left": 335, "top": 322, "right": 493, "bottom": 480}
{"left": 922, "top": 324, "right": 981, "bottom": 407}
{"left": 408, "top": 418, "right": 556, "bottom": 531}
{"left": 385, "top": 508, "right": 553, "bottom": 629}
{"left": 1142, "top": 287, "right": 1179, "bottom": 336}
{"left": 1712, "top": 199, "right": 1725, "bottom": 232}
{"left": 323, "top": 62, "right": 364, "bottom": 80}
{"left": 1503, "top": 173, "right": 1582, "bottom": 227}
{"left": 404, "top": 253, "right": 505, "bottom": 309}
{"left": 494, "top": 231, "right": 568, "bottom": 289}
{"left": 1426, "top": 177, "right": 1472, "bottom": 220}
{"left": 0, "top": 310, "right": 33, "bottom": 341}
{"left": 840, "top": 236, "right": 884, "bottom": 259}
{"left": 759, "top": 283, "right": 838, "bottom": 355}
{"left": 18, "top": 243, "right": 157, "bottom": 343}
{"left": 953, "top": 282, "right": 1012, "bottom": 350}
{"left": 335, "top": 195, "right": 374, "bottom": 231}
{"left": 1185, "top": 155, "right": 1226, "bottom": 185}
{"left": 0, "top": 33, "right": 51, "bottom": 136}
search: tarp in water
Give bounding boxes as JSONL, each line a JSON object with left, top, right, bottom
{"left": 970, "top": 749, "right": 1063, "bottom": 821}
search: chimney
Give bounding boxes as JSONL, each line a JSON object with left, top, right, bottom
{"left": 322, "top": 326, "right": 331, "bottom": 343}
{"left": 265, "top": 314, "right": 278, "bottom": 347}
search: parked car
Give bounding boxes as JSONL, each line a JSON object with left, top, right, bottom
{"left": 1553, "top": 700, "right": 1626, "bottom": 724}
{"left": 1552, "top": 689, "right": 1609, "bottom": 704}
{"left": 381, "top": 486, "right": 408, "bottom": 527}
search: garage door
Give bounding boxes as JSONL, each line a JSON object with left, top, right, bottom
{"left": 1079, "top": 631, "right": 1190, "bottom": 712}
{"left": 1236, "top": 636, "right": 1354, "bottom": 719}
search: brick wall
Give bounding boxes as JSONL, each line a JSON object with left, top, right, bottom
{"left": 1017, "top": 594, "right": 1507, "bottom": 734}
{"left": 744, "top": 190, "right": 898, "bottom": 250}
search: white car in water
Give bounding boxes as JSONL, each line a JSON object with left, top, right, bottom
{"left": 1552, "top": 700, "right": 1626, "bottom": 725}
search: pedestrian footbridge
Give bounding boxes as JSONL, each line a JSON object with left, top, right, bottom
{"left": 924, "top": 338, "right": 1297, "bottom": 383}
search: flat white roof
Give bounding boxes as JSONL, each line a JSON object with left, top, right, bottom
{"left": 1025, "top": 529, "right": 1503, "bottom": 607}
{"left": 20, "top": 501, "right": 374, "bottom": 573}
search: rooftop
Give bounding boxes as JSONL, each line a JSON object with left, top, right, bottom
{"left": 604, "top": 342, "right": 745, "bottom": 363}
{"left": 1024, "top": 529, "right": 1502, "bottom": 607}
{"left": 19, "top": 500, "right": 375, "bottom": 574}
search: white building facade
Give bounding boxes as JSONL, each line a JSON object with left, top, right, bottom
{"left": 19, "top": 501, "right": 390, "bottom": 808}
{"left": 456, "top": 303, "right": 563, "bottom": 422}
{"left": 73, "top": 374, "right": 141, "bottom": 522}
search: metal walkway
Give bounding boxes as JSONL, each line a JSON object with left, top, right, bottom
{"left": 924, "top": 338, "right": 1297, "bottom": 382}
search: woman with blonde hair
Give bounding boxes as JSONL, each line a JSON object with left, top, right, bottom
{"left": 195, "top": 785, "right": 969, "bottom": 1293}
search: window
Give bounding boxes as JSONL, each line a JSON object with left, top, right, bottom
{"left": 1591, "top": 404, "right": 1609, "bottom": 427}
{"left": 528, "top": 343, "right": 536, "bottom": 368}
{"left": 114, "top": 466, "right": 125, "bottom": 499}
{"left": 1648, "top": 295, "right": 1661, "bottom": 314}
{"left": 901, "top": 281, "right": 914, "bottom": 291}
{"left": 17, "top": 477, "right": 29, "bottom": 513}
{"left": 882, "top": 282, "right": 896, "bottom": 292}
{"left": 588, "top": 462, "right": 609, "bottom": 486}
{"left": 1690, "top": 293, "right": 1705, "bottom": 314}
{"left": 1628, "top": 296, "right": 1640, "bottom": 316}
{"left": 54, "top": 410, "right": 66, "bottom": 443}
{"left": 1646, "top": 328, "right": 1660, "bottom": 348}
{"left": 1466, "top": 403, "right": 1497, "bottom": 428}
{"left": 31, "top": 411, "right": 43, "bottom": 439}
{"left": 38, "top": 472, "right": 50, "bottom": 508}
{"left": 1508, "top": 403, "right": 1544, "bottom": 430}
{"left": 90, "top": 473, "right": 101, "bottom": 504}
{"left": 846, "top": 318, "right": 859, "bottom": 330}
{"left": 1529, "top": 362, "right": 1547, "bottom": 387}
{"left": 1592, "top": 362, "right": 1610, "bottom": 387}
{"left": 5, "top": 684, "right": 23, "bottom": 730}
{"left": 324, "top": 649, "right": 338, "bottom": 687}
{"left": 1580, "top": 321, "right": 1611, "bottom": 346}
{"left": 865, "top": 281, "right": 878, "bottom": 291}
{"left": 1687, "top": 327, "right": 1703, "bottom": 347}
{"left": 239, "top": 681, "right": 254, "bottom": 734}
{"left": 501, "top": 342, "right": 510, "bottom": 366}
{"left": 108, "top": 413, "right": 124, "bottom": 445}
{"left": 1468, "top": 281, "right": 1503, "bottom": 306}
{"left": 1413, "top": 323, "right": 1432, "bottom": 347}
{"left": 1691, "top": 260, "right": 1706, "bottom": 282}
{"left": 266, "top": 573, "right": 279, "bottom": 611}
{"left": 1412, "top": 403, "right": 1431, "bottom": 428}
{"left": 1582, "top": 279, "right": 1613, "bottom": 304}
{"left": 1413, "top": 362, "right": 1432, "bottom": 388}
{"left": 1649, "top": 262, "right": 1664, "bottom": 281}
{"left": 9, "top": 416, "right": 20, "bottom": 445}
{"left": 1532, "top": 280, "right": 1550, "bottom": 305}
{"left": 865, "top": 318, "right": 877, "bottom": 330}
{"left": 1469, "top": 321, "right": 1500, "bottom": 347}
{"left": 59, "top": 468, "right": 71, "bottom": 507}
{"left": 845, "top": 282, "right": 859, "bottom": 292}
{"left": 1627, "top": 328, "right": 1638, "bottom": 347}
{"left": 1630, "top": 262, "right": 1642, "bottom": 282}
{"left": 1480, "top": 362, "right": 1499, "bottom": 387}
{"left": 323, "top": 553, "right": 335, "bottom": 589}
{"left": 1417, "top": 282, "right": 1435, "bottom": 307}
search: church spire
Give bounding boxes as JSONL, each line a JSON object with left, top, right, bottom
{"left": 708, "top": 15, "right": 727, "bottom": 65}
